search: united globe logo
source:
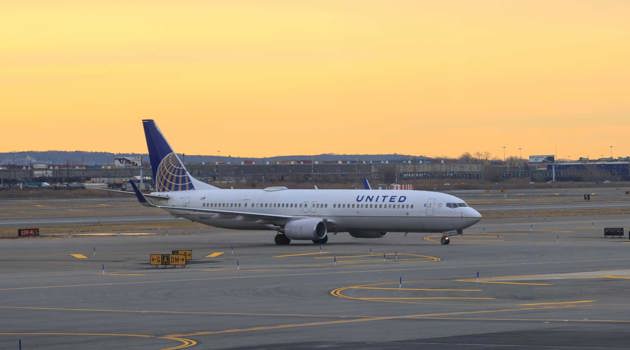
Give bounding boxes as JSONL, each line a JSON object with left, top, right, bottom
{"left": 155, "top": 153, "right": 194, "bottom": 192}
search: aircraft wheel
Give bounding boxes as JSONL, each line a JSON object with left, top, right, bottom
{"left": 440, "top": 236, "right": 450, "bottom": 245}
{"left": 275, "top": 233, "right": 291, "bottom": 245}
{"left": 313, "top": 235, "right": 328, "bottom": 245}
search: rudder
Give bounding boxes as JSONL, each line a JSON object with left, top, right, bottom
{"left": 142, "top": 119, "right": 217, "bottom": 192}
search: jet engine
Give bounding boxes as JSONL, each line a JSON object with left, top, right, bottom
{"left": 348, "top": 231, "right": 387, "bottom": 239}
{"left": 284, "top": 218, "right": 327, "bottom": 240}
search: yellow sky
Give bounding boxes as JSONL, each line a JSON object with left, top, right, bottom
{"left": 1, "top": 0, "right": 629, "bottom": 158}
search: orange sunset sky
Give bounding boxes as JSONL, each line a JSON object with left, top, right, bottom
{"left": 1, "top": 0, "right": 629, "bottom": 159}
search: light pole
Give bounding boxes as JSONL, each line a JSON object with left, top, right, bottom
{"left": 502, "top": 146, "right": 506, "bottom": 162}
{"left": 610, "top": 145, "right": 614, "bottom": 159}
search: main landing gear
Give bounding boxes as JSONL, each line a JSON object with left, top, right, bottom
{"left": 274, "top": 233, "right": 329, "bottom": 245}
{"left": 274, "top": 233, "right": 291, "bottom": 245}
{"left": 312, "top": 236, "right": 328, "bottom": 245}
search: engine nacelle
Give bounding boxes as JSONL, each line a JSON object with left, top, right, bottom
{"left": 284, "top": 218, "right": 327, "bottom": 240}
{"left": 348, "top": 231, "right": 387, "bottom": 239}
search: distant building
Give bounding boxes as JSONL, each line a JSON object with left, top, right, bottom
{"left": 114, "top": 156, "right": 142, "bottom": 168}
{"left": 528, "top": 155, "right": 555, "bottom": 163}
{"left": 548, "top": 161, "right": 630, "bottom": 181}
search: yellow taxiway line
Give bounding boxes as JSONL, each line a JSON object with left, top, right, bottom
{"left": 206, "top": 252, "right": 225, "bottom": 258}
{"left": 103, "top": 272, "right": 145, "bottom": 277}
{"left": 69, "top": 253, "right": 88, "bottom": 260}
{"left": 0, "top": 305, "right": 367, "bottom": 320}
{"left": 520, "top": 300, "right": 594, "bottom": 307}
{"left": 273, "top": 251, "right": 328, "bottom": 258}
{"left": 170, "top": 303, "right": 592, "bottom": 339}
{"left": 351, "top": 286, "right": 482, "bottom": 292}
{"left": 330, "top": 282, "right": 492, "bottom": 303}
{"left": 604, "top": 275, "right": 630, "bottom": 280}
{"left": 457, "top": 279, "right": 552, "bottom": 286}
{"left": 0, "top": 331, "right": 196, "bottom": 350}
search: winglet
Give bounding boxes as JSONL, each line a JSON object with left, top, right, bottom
{"left": 129, "top": 180, "right": 152, "bottom": 207}
{"left": 362, "top": 178, "right": 372, "bottom": 190}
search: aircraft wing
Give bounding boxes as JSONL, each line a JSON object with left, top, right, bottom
{"left": 91, "top": 186, "right": 170, "bottom": 200}
{"left": 128, "top": 180, "right": 293, "bottom": 226}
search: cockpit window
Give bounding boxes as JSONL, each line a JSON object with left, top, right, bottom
{"left": 447, "top": 202, "right": 468, "bottom": 208}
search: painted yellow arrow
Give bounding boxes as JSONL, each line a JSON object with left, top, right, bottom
{"left": 206, "top": 252, "right": 224, "bottom": 258}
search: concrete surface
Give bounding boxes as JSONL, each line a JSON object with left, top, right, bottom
{"left": 0, "top": 187, "right": 630, "bottom": 349}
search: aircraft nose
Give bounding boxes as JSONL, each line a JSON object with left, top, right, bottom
{"left": 463, "top": 207, "right": 482, "bottom": 225}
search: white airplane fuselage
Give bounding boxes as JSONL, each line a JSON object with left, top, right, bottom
{"left": 152, "top": 188, "right": 481, "bottom": 233}
{"left": 134, "top": 119, "right": 482, "bottom": 244}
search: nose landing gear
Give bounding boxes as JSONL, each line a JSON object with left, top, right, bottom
{"left": 440, "top": 229, "right": 463, "bottom": 245}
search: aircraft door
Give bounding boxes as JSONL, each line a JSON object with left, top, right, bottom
{"left": 425, "top": 198, "right": 436, "bottom": 216}
{"left": 301, "top": 201, "right": 310, "bottom": 214}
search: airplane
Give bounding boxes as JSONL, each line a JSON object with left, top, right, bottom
{"left": 129, "top": 119, "right": 482, "bottom": 245}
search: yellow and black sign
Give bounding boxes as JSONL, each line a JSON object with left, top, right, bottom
{"left": 169, "top": 254, "right": 187, "bottom": 267}
{"left": 172, "top": 249, "right": 193, "bottom": 261}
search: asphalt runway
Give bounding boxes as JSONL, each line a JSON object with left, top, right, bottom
{"left": 1, "top": 187, "right": 630, "bottom": 349}
{"left": 2, "top": 186, "right": 629, "bottom": 227}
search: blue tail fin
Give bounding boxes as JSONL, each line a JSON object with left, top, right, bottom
{"left": 142, "top": 119, "right": 216, "bottom": 192}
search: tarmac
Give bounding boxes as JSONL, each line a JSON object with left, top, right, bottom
{"left": 1, "top": 187, "right": 630, "bottom": 349}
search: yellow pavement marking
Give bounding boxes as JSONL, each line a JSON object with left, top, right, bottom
{"left": 0, "top": 305, "right": 367, "bottom": 320}
{"left": 0, "top": 331, "right": 152, "bottom": 339}
{"left": 314, "top": 252, "right": 440, "bottom": 262}
{"left": 355, "top": 296, "right": 496, "bottom": 301}
{"left": 70, "top": 253, "right": 88, "bottom": 260}
{"left": 172, "top": 304, "right": 591, "bottom": 338}
{"left": 414, "top": 316, "right": 630, "bottom": 324}
{"left": 0, "top": 331, "right": 196, "bottom": 350}
{"left": 467, "top": 281, "right": 552, "bottom": 286}
{"left": 604, "top": 275, "right": 630, "bottom": 280}
{"left": 314, "top": 253, "right": 374, "bottom": 260}
{"left": 405, "top": 253, "right": 441, "bottom": 262}
{"left": 0, "top": 265, "right": 462, "bottom": 293}
{"left": 455, "top": 277, "right": 553, "bottom": 286}
{"left": 330, "top": 282, "right": 491, "bottom": 303}
{"left": 160, "top": 336, "right": 198, "bottom": 350}
{"left": 352, "top": 286, "right": 482, "bottom": 292}
{"left": 424, "top": 234, "right": 504, "bottom": 243}
{"left": 104, "top": 272, "right": 145, "bottom": 277}
{"left": 273, "top": 251, "right": 328, "bottom": 258}
{"left": 206, "top": 252, "right": 224, "bottom": 258}
{"left": 520, "top": 300, "right": 594, "bottom": 307}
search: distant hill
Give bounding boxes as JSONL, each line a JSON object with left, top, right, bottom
{"left": 0, "top": 151, "right": 429, "bottom": 166}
